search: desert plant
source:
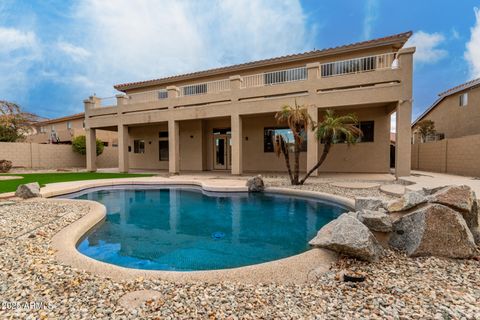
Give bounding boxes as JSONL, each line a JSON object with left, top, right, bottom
{"left": 274, "top": 101, "right": 313, "bottom": 184}
{"left": 299, "top": 110, "right": 362, "bottom": 184}
{"left": 416, "top": 120, "right": 435, "bottom": 143}
{"left": 72, "top": 135, "right": 104, "bottom": 156}
{"left": 274, "top": 104, "right": 362, "bottom": 185}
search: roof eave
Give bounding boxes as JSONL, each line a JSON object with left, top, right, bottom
{"left": 114, "top": 32, "right": 412, "bottom": 92}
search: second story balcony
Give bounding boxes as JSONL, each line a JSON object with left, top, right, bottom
{"left": 85, "top": 49, "right": 411, "bottom": 119}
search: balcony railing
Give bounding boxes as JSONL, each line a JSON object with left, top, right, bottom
{"left": 241, "top": 66, "right": 307, "bottom": 89}
{"left": 178, "top": 79, "right": 230, "bottom": 97}
{"left": 320, "top": 52, "right": 396, "bottom": 78}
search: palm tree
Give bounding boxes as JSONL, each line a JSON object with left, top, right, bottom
{"left": 299, "top": 109, "right": 362, "bottom": 184}
{"left": 274, "top": 101, "right": 313, "bottom": 184}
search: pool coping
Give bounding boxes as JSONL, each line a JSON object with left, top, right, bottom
{"left": 48, "top": 177, "right": 354, "bottom": 284}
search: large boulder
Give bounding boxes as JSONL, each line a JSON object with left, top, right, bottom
{"left": 309, "top": 213, "right": 383, "bottom": 262}
{"left": 0, "top": 160, "right": 12, "bottom": 173}
{"left": 15, "top": 182, "right": 41, "bottom": 199}
{"left": 427, "top": 185, "right": 480, "bottom": 244}
{"left": 389, "top": 204, "right": 478, "bottom": 258}
{"left": 385, "top": 191, "right": 427, "bottom": 212}
{"left": 246, "top": 175, "right": 265, "bottom": 192}
{"left": 355, "top": 197, "right": 385, "bottom": 211}
{"left": 357, "top": 210, "right": 393, "bottom": 232}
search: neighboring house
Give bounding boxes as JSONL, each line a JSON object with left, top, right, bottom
{"left": 412, "top": 77, "right": 480, "bottom": 143}
{"left": 27, "top": 112, "right": 118, "bottom": 146}
{"left": 84, "top": 31, "right": 414, "bottom": 177}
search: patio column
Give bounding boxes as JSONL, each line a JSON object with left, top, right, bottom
{"left": 395, "top": 100, "right": 412, "bottom": 177}
{"left": 306, "top": 106, "right": 319, "bottom": 176}
{"left": 395, "top": 47, "right": 414, "bottom": 178}
{"left": 231, "top": 114, "right": 243, "bottom": 175}
{"left": 118, "top": 124, "right": 129, "bottom": 173}
{"left": 86, "top": 128, "right": 97, "bottom": 172}
{"left": 168, "top": 120, "right": 180, "bottom": 174}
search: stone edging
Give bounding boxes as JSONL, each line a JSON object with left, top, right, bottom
{"left": 47, "top": 178, "right": 354, "bottom": 283}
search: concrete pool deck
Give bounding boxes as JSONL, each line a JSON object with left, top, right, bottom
{"left": 42, "top": 176, "right": 354, "bottom": 284}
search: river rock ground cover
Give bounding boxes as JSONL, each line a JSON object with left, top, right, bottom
{"left": 0, "top": 198, "right": 479, "bottom": 319}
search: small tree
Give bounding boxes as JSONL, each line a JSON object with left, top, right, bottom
{"left": 416, "top": 120, "right": 435, "bottom": 143}
{"left": 274, "top": 104, "right": 362, "bottom": 185}
{"left": 300, "top": 110, "right": 362, "bottom": 184}
{"left": 274, "top": 101, "right": 313, "bottom": 185}
{"left": 72, "top": 135, "right": 104, "bottom": 156}
{"left": 0, "top": 100, "right": 38, "bottom": 142}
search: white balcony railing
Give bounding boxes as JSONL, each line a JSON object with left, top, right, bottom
{"left": 178, "top": 79, "right": 231, "bottom": 97}
{"left": 241, "top": 66, "right": 307, "bottom": 89}
{"left": 129, "top": 89, "right": 168, "bottom": 103}
{"left": 320, "top": 52, "right": 396, "bottom": 78}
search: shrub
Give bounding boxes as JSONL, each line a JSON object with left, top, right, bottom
{"left": 72, "top": 135, "right": 104, "bottom": 156}
{"left": 0, "top": 160, "right": 12, "bottom": 173}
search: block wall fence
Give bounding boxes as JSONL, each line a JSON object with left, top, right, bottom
{"left": 0, "top": 142, "right": 118, "bottom": 169}
{"left": 411, "top": 134, "right": 480, "bottom": 177}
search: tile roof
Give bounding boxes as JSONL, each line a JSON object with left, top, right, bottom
{"left": 438, "top": 77, "right": 480, "bottom": 97}
{"left": 114, "top": 31, "right": 412, "bottom": 91}
{"left": 412, "top": 77, "right": 480, "bottom": 126}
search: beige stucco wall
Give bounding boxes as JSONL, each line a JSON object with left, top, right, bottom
{"left": 0, "top": 142, "right": 118, "bottom": 169}
{"left": 413, "top": 86, "right": 480, "bottom": 139}
{"left": 124, "top": 105, "right": 391, "bottom": 173}
{"left": 410, "top": 134, "right": 480, "bottom": 177}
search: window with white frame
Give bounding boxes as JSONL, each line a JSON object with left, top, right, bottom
{"left": 67, "top": 121, "right": 72, "bottom": 129}
{"left": 133, "top": 139, "right": 145, "bottom": 153}
{"left": 459, "top": 93, "right": 468, "bottom": 106}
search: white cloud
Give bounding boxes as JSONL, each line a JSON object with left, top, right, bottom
{"left": 0, "top": 27, "right": 37, "bottom": 53}
{"left": 362, "top": 0, "right": 379, "bottom": 40}
{"left": 405, "top": 31, "right": 447, "bottom": 64}
{"left": 72, "top": 0, "right": 314, "bottom": 96}
{"left": 57, "top": 41, "right": 91, "bottom": 62}
{"left": 0, "top": 26, "right": 41, "bottom": 102}
{"left": 465, "top": 7, "right": 480, "bottom": 79}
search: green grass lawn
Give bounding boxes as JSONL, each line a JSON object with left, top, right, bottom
{"left": 0, "top": 172, "right": 154, "bottom": 194}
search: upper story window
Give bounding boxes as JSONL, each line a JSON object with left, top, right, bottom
{"left": 158, "top": 90, "right": 168, "bottom": 99}
{"left": 40, "top": 126, "right": 46, "bottom": 133}
{"left": 51, "top": 125, "right": 55, "bottom": 132}
{"left": 67, "top": 121, "right": 72, "bottom": 129}
{"left": 82, "top": 121, "right": 85, "bottom": 128}
{"left": 182, "top": 83, "right": 207, "bottom": 96}
{"left": 459, "top": 93, "right": 468, "bottom": 106}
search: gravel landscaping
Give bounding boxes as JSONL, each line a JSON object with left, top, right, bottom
{"left": 264, "top": 176, "right": 397, "bottom": 200}
{"left": 1, "top": 198, "right": 479, "bottom": 319}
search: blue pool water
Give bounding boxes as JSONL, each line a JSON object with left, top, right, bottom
{"left": 69, "top": 186, "right": 346, "bottom": 271}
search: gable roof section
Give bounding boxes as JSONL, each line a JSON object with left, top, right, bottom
{"left": 412, "top": 77, "right": 480, "bottom": 127}
{"left": 114, "top": 31, "right": 412, "bottom": 91}
{"left": 35, "top": 112, "right": 85, "bottom": 126}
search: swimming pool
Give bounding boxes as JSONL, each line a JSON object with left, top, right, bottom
{"left": 65, "top": 186, "right": 346, "bottom": 271}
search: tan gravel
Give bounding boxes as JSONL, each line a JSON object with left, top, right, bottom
{"left": 0, "top": 198, "right": 479, "bottom": 319}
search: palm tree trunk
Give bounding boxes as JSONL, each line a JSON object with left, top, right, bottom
{"left": 293, "top": 138, "right": 300, "bottom": 185}
{"left": 299, "top": 142, "right": 331, "bottom": 185}
{"left": 282, "top": 151, "right": 294, "bottom": 184}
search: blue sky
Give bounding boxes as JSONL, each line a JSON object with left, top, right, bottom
{"left": 1, "top": 0, "right": 479, "bottom": 124}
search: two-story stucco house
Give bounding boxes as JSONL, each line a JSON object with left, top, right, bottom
{"left": 84, "top": 32, "right": 414, "bottom": 177}
{"left": 412, "top": 77, "right": 480, "bottom": 142}
{"left": 27, "top": 112, "right": 118, "bottom": 146}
